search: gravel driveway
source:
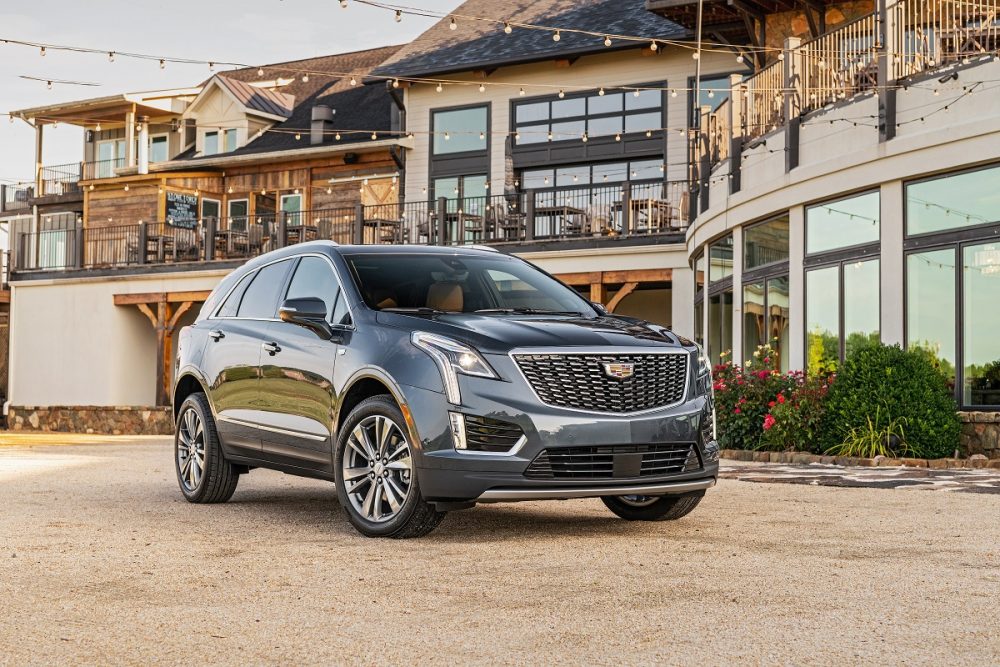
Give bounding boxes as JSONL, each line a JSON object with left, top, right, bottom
{"left": 1, "top": 440, "right": 998, "bottom": 666}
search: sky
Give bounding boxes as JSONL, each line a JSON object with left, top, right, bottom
{"left": 0, "top": 0, "right": 463, "bottom": 185}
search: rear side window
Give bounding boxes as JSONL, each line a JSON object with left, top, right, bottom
{"left": 236, "top": 260, "right": 292, "bottom": 319}
{"left": 215, "top": 272, "right": 253, "bottom": 318}
{"left": 285, "top": 256, "right": 342, "bottom": 321}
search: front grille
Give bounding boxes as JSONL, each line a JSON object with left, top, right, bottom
{"left": 524, "top": 443, "right": 701, "bottom": 480}
{"left": 514, "top": 352, "right": 688, "bottom": 413}
{"left": 464, "top": 415, "right": 524, "bottom": 453}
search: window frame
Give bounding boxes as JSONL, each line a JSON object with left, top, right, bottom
{"left": 804, "top": 255, "right": 882, "bottom": 367}
{"left": 804, "top": 188, "right": 881, "bottom": 259}
{"left": 743, "top": 212, "right": 790, "bottom": 274}
{"left": 282, "top": 254, "right": 354, "bottom": 326}
{"left": 203, "top": 130, "right": 219, "bottom": 156}
{"left": 232, "top": 258, "right": 295, "bottom": 321}
{"left": 428, "top": 103, "right": 491, "bottom": 197}
{"left": 904, "top": 161, "right": 1000, "bottom": 239}
{"left": 149, "top": 133, "right": 169, "bottom": 163}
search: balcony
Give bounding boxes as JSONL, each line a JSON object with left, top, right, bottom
{"left": 38, "top": 162, "right": 82, "bottom": 198}
{"left": 0, "top": 184, "right": 34, "bottom": 214}
{"left": 10, "top": 181, "right": 693, "bottom": 276}
{"left": 82, "top": 158, "right": 127, "bottom": 181}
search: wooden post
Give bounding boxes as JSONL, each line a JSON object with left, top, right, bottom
{"left": 524, "top": 190, "right": 535, "bottom": 242}
{"left": 276, "top": 211, "right": 287, "bottom": 249}
{"left": 436, "top": 197, "right": 448, "bottom": 246}
{"left": 204, "top": 216, "right": 216, "bottom": 261}
{"left": 138, "top": 222, "right": 148, "bottom": 265}
{"left": 353, "top": 203, "right": 365, "bottom": 244}
{"left": 606, "top": 282, "right": 639, "bottom": 313}
{"left": 74, "top": 223, "right": 84, "bottom": 269}
{"left": 621, "top": 181, "right": 633, "bottom": 235}
{"left": 590, "top": 282, "right": 607, "bottom": 306}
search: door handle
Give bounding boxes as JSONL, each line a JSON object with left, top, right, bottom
{"left": 209, "top": 330, "right": 225, "bottom": 341}
{"left": 262, "top": 341, "right": 281, "bottom": 355}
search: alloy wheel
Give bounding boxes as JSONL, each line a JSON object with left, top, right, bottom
{"left": 342, "top": 415, "right": 413, "bottom": 523}
{"left": 177, "top": 407, "right": 206, "bottom": 492}
{"left": 617, "top": 494, "right": 660, "bottom": 507}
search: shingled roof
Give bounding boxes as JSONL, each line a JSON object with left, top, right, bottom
{"left": 179, "top": 45, "right": 403, "bottom": 159}
{"left": 370, "top": 0, "right": 687, "bottom": 79}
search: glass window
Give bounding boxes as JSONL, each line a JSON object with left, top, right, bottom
{"left": 201, "top": 198, "right": 221, "bottom": 220}
{"left": 593, "top": 162, "right": 628, "bottom": 183}
{"left": 204, "top": 131, "right": 218, "bottom": 156}
{"left": 767, "top": 276, "right": 790, "bottom": 371}
{"left": 744, "top": 215, "right": 789, "bottom": 269}
{"left": 228, "top": 199, "right": 249, "bottom": 232}
{"left": 743, "top": 280, "right": 766, "bottom": 361}
{"left": 708, "top": 290, "right": 733, "bottom": 364}
{"left": 625, "top": 112, "right": 661, "bottom": 133}
{"left": 224, "top": 128, "right": 238, "bottom": 152}
{"left": 434, "top": 176, "right": 460, "bottom": 199}
{"left": 285, "top": 256, "right": 341, "bottom": 320}
{"left": 432, "top": 106, "right": 488, "bottom": 155}
{"left": 587, "top": 115, "right": 623, "bottom": 137}
{"left": 630, "top": 159, "right": 663, "bottom": 180}
{"left": 806, "top": 191, "right": 880, "bottom": 254}
{"left": 216, "top": 272, "right": 254, "bottom": 318}
{"left": 150, "top": 135, "right": 168, "bottom": 162}
{"left": 709, "top": 235, "right": 733, "bottom": 282}
{"left": 843, "top": 259, "right": 880, "bottom": 358}
{"left": 237, "top": 260, "right": 292, "bottom": 319}
{"left": 694, "top": 301, "right": 704, "bottom": 347}
{"left": 626, "top": 89, "right": 661, "bottom": 110}
{"left": 907, "top": 249, "right": 956, "bottom": 391}
{"left": 521, "top": 169, "right": 553, "bottom": 189}
{"left": 806, "top": 266, "right": 840, "bottom": 374}
{"left": 550, "top": 120, "right": 585, "bottom": 141}
{"left": 963, "top": 242, "right": 1000, "bottom": 405}
{"left": 906, "top": 164, "right": 1000, "bottom": 235}
{"left": 516, "top": 102, "right": 548, "bottom": 123}
{"left": 551, "top": 97, "right": 585, "bottom": 118}
{"left": 691, "top": 77, "right": 736, "bottom": 125}
{"left": 588, "top": 93, "right": 623, "bottom": 115}
{"left": 695, "top": 251, "right": 706, "bottom": 295}
{"left": 556, "top": 165, "right": 590, "bottom": 187}
{"left": 516, "top": 124, "right": 548, "bottom": 145}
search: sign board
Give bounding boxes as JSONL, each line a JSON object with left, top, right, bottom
{"left": 165, "top": 192, "right": 199, "bottom": 228}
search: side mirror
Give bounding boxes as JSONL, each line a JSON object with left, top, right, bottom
{"left": 279, "top": 297, "right": 333, "bottom": 340}
{"left": 591, "top": 301, "right": 608, "bottom": 315}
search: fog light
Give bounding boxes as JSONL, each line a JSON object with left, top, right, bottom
{"left": 448, "top": 412, "right": 467, "bottom": 450}
{"left": 704, "top": 440, "right": 720, "bottom": 463}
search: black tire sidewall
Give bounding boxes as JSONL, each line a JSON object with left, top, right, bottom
{"left": 175, "top": 393, "right": 223, "bottom": 502}
{"left": 334, "top": 395, "right": 426, "bottom": 537}
{"left": 601, "top": 491, "right": 704, "bottom": 521}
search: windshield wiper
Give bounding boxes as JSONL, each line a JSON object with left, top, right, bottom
{"left": 474, "top": 308, "right": 583, "bottom": 316}
{"left": 381, "top": 307, "right": 449, "bottom": 315}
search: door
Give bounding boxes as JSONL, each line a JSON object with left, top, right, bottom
{"left": 257, "top": 256, "right": 350, "bottom": 469}
{"left": 201, "top": 259, "right": 294, "bottom": 457}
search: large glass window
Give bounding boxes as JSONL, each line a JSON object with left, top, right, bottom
{"left": 744, "top": 214, "right": 789, "bottom": 269}
{"left": 237, "top": 260, "right": 293, "bottom": 319}
{"left": 513, "top": 85, "right": 663, "bottom": 146}
{"left": 767, "top": 276, "right": 791, "bottom": 371}
{"left": 224, "top": 128, "right": 238, "bottom": 153}
{"left": 963, "top": 243, "right": 1000, "bottom": 406}
{"left": 806, "top": 191, "right": 880, "bottom": 255}
{"left": 150, "top": 135, "right": 168, "bottom": 162}
{"left": 907, "top": 164, "right": 1000, "bottom": 236}
{"left": 433, "top": 106, "right": 488, "bottom": 155}
{"left": 709, "top": 235, "right": 733, "bottom": 282}
{"left": 285, "top": 256, "right": 342, "bottom": 321}
{"left": 708, "top": 290, "right": 733, "bottom": 364}
{"left": 742, "top": 276, "right": 790, "bottom": 371}
{"left": 907, "top": 249, "right": 956, "bottom": 390}
{"left": 203, "top": 131, "right": 219, "bottom": 156}
{"left": 806, "top": 259, "right": 880, "bottom": 373}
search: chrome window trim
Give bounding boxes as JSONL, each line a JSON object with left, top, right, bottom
{"left": 506, "top": 346, "right": 692, "bottom": 417}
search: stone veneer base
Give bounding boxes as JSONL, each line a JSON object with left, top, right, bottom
{"left": 7, "top": 406, "right": 174, "bottom": 435}
{"left": 959, "top": 411, "right": 1000, "bottom": 459}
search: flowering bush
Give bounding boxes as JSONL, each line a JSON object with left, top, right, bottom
{"left": 757, "top": 372, "right": 834, "bottom": 452}
{"left": 713, "top": 344, "right": 797, "bottom": 450}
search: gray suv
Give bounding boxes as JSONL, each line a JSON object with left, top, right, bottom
{"left": 173, "top": 242, "right": 718, "bottom": 538}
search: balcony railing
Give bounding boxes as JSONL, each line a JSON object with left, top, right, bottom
{"left": 800, "top": 12, "right": 880, "bottom": 111}
{"left": 10, "top": 183, "right": 692, "bottom": 275}
{"left": 0, "top": 184, "right": 33, "bottom": 213}
{"left": 82, "top": 158, "right": 126, "bottom": 180}
{"left": 892, "top": 0, "right": 1000, "bottom": 78}
{"left": 39, "top": 162, "right": 82, "bottom": 197}
{"left": 740, "top": 59, "right": 785, "bottom": 144}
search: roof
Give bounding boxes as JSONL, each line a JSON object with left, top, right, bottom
{"left": 214, "top": 75, "right": 295, "bottom": 118}
{"left": 9, "top": 88, "right": 202, "bottom": 125}
{"left": 185, "top": 45, "right": 404, "bottom": 159}
{"left": 370, "top": 0, "right": 688, "bottom": 79}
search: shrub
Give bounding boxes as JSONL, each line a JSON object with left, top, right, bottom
{"left": 713, "top": 344, "right": 797, "bottom": 450}
{"left": 758, "top": 372, "right": 833, "bottom": 453}
{"left": 825, "top": 406, "right": 911, "bottom": 458}
{"left": 818, "top": 343, "right": 960, "bottom": 458}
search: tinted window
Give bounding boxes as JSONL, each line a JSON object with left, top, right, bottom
{"left": 237, "top": 260, "right": 292, "bottom": 319}
{"left": 216, "top": 272, "right": 253, "bottom": 318}
{"left": 285, "top": 256, "right": 342, "bottom": 320}
{"left": 744, "top": 215, "right": 790, "bottom": 269}
{"left": 806, "top": 191, "right": 880, "bottom": 254}
{"left": 906, "top": 164, "right": 1000, "bottom": 236}
{"left": 432, "top": 106, "right": 488, "bottom": 155}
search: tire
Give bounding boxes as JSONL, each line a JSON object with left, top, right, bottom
{"left": 175, "top": 392, "right": 240, "bottom": 503}
{"left": 334, "top": 395, "right": 444, "bottom": 538}
{"left": 601, "top": 491, "right": 705, "bottom": 521}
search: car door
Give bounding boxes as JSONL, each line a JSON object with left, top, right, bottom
{"left": 202, "top": 258, "right": 294, "bottom": 457}
{"left": 257, "top": 255, "right": 350, "bottom": 470}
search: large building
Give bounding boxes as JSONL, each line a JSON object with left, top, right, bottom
{"left": 4, "top": 0, "right": 999, "bottom": 456}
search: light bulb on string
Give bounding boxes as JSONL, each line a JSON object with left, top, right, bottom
{"left": 209, "top": 62, "right": 215, "bottom": 72}
{"left": 692, "top": 52, "right": 700, "bottom": 60}
{"left": 46, "top": 80, "right": 52, "bottom": 89}
{"left": 581, "top": 132, "right": 588, "bottom": 143}
{"left": 436, "top": 83, "right": 443, "bottom": 93}
{"left": 392, "top": 79, "right": 399, "bottom": 88}
{"left": 736, "top": 54, "right": 744, "bottom": 64}
{"left": 39, "top": 46, "right": 46, "bottom": 56}
{"left": 553, "top": 31, "right": 561, "bottom": 42}
{"left": 159, "top": 59, "right": 166, "bottom": 69}
{"left": 598, "top": 87, "right": 605, "bottom": 96}
{"left": 604, "top": 36, "right": 612, "bottom": 47}
{"left": 444, "top": 132, "right": 450, "bottom": 141}
{"left": 302, "top": 74, "right": 310, "bottom": 83}
{"left": 108, "top": 51, "right": 115, "bottom": 63}
{"left": 519, "top": 87, "right": 525, "bottom": 96}
{"left": 371, "top": 131, "right": 378, "bottom": 140}
{"left": 478, "top": 83, "right": 486, "bottom": 93}
{"left": 650, "top": 40, "right": 658, "bottom": 52}
{"left": 503, "top": 22, "right": 512, "bottom": 34}
{"left": 633, "top": 90, "right": 640, "bottom": 97}
{"left": 558, "top": 90, "right": 565, "bottom": 98}
{"left": 479, "top": 131, "right": 485, "bottom": 140}
{"left": 340, "top": 0, "right": 347, "bottom": 7}
{"left": 547, "top": 130, "right": 553, "bottom": 141}
{"left": 614, "top": 133, "right": 621, "bottom": 142}
{"left": 394, "top": 10, "right": 401, "bottom": 22}
{"left": 671, "top": 89, "right": 677, "bottom": 98}
{"left": 335, "top": 132, "right": 341, "bottom": 140}
{"left": 449, "top": 17, "right": 457, "bottom": 30}
{"left": 294, "top": 133, "right": 301, "bottom": 140}
{"left": 258, "top": 67, "right": 264, "bottom": 77}
{"left": 349, "top": 76, "right": 357, "bottom": 86}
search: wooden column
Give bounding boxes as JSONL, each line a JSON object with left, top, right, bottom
{"left": 114, "top": 291, "right": 209, "bottom": 406}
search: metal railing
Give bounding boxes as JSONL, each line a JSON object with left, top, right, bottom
{"left": 0, "top": 184, "right": 33, "bottom": 212}
{"left": 740, "top": 59, "right": 785, "bottom": 143}
{"left": 9, "top": 185, "right": 691, "bottom": 275}
{"left": 39, "top": 162, "right": 82, "bottom": 197}
{"left": 82, "top": 158, "right": 126, "bottom": 180}
{"left": 800, "top": 12, "right": 880, "bottom": 111}
{"left": 706, "top": 98, "right": 732, "bottom": 164}
{"left": 892, "top": 0, "right": 1000, "bottom": 78}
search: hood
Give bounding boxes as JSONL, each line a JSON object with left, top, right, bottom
{"left": 374, "top": 312, "right": 693, "bottom": 353}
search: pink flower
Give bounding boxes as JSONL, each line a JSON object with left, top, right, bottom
{"left": 777, "top": 394, "right": 786, "bottom": 404}
{"left": 768, "top": 401, "right": 776, "bottom": 408}
{"left": 764, "top": 357, "right": 771, "bottom": 364}
{"left": 734, "top": 408, "right": 741, "bottom": 414}
{"left": 763, "top": 414, "right": 776, "bottom": 431}
{"left": 757, "top": 370, "right": 770, "bottom": 379}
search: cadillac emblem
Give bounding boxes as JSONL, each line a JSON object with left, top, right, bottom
{"left": 602, "top": 362, "right": 635, "bottom": 379}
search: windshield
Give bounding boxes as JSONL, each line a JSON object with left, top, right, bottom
{"left": 345, "top": 253, "right": 595, "bottom": 316}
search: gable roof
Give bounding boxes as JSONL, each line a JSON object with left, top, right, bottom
{"left": 214, "top": 75, "right": 295, "bottom": 118}
{"left": 370, "top": 0, "right": 688, "bottom": 80}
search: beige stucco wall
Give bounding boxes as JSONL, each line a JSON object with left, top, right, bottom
{"left": 8, "top": 269, "right": 229, "bottom": 407}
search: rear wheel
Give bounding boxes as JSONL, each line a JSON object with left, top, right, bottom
{"left": 335, "top": 395, "right": 444, "bottom": 538}
{"left": 175, "top": 392, "right": 239, "bottom": 503}
{"left": 601, "top": 491, "right": 704, "bottom": 521}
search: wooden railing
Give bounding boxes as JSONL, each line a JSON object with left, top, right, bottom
{"left": 800, "top": 12, "right": 880, "bottom": 111}
{"left": 740, "top": 60, "right": 785, "bottom": 143}
{"left": 10, "top": 184, "right": 692, "bottom": 274}
{"left": 891, "top": 0, "right": 1000, "bottom": 78}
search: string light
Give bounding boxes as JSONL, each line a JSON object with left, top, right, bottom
{"left": 692, "top": 52, "right": 700, "bottom": 60}
{"left": 294, "top": 132, "right": 301, "bottom": 140}
{"left": 46, "top": 80, "right": 52, "bottom": 89}
{"left": 604, "top": 36, "right": 612, "bottom": 47}
{"left": 257, "top": 67, "right": 264, "bottom": 77}
{"left": 444, "top": 132, "right": 450, "bottom": 140}
{"left": 39, "top": 46, "right": 45, "bottom": 56}
{"left": 108, "top": 51, "right": 115, "bottom": 62}
{"left": 650, "top": 41, "right": 658, "bottom": 52}
{"left": 394, "top": 9, "right": 402, "bottom": 22}
{"left": 435, "top": 83, "right": 442, "bottom": 92}
{"left": 371, "top": 131, "right": 378, "bottom": 140}
{"left": 503, "top": 21, "right": 512, "bottom": 34}
{"left": 392, "top": 78, "right": 399, "bottom": 88}
{"left": 209, "top": 61, "right": 215, "bottom": 72}
{"left": 614, "top": 133, "right": 621, "bottom": 142}
{"left": 449, "top": 17, "right": 457, "bottom": 30}
{"left": 736, "top": 54, "right": 744, "bottom": 64}
{"left": 95, "top": 123, "right": 101, "bottom": 131}
{"left": 581, "top": 132, "right": 588, "bottom": 143}
{"left": 547, "top": 130, "right": 553, "bottom": 141}
{"left": 159, "top": 59, "right": 165, "bottom": 69}
{"left": 598, "top": 87, "right": 605, "bottom": 96}
{"left": 519, "top": 88, "right": 525, "bottom": 96}
{"left": 335, "top": 132, "right": 341, "bottom": 140}
{"left": 671, "top": 89, "right": 677, "bottom": 98}
{"left": 124, "top": 184, "right": 129, "bottom": 191}
{"left": 553, "top": 30, "right": 561, "bottom": 42}
{"left": 558, "top": 90, "right": 565, "bottom": 98}
{"left": 478, "top": 83, "right": 486, "bottom": 93}
{"left": 340, "top": 0, "right": 348, "bottom": 7}
{"left": 633, "top": 90, "right": 640, "bottom": 97}
{"left": 302, "top": 73, "right": 309, "bottom": 82}
{"left": 479, "top": 131, "right": 485, "bottom": 140}
{"left": 349, "top": 76, "right": 357, "bottom": 86}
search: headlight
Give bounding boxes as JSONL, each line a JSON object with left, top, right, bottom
{"left": 697, "top": 350, "right": 711, "bottom": 378}
{"left": 411, "top": 332, "right": 498, "bottom": 404}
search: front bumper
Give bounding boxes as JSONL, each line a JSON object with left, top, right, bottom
{"left": 470, "top": 477, "right": 715, "bottom": 503}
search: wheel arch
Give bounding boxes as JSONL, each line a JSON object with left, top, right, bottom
{"left": 335, "top": 368, "right": 413, "bottom": 443}
{"left": 173, "top": 370, "right": 210, "bottom": 421}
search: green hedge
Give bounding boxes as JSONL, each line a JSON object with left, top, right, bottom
{"left": 818, "top": 344, "right": 960, "bottom": 458}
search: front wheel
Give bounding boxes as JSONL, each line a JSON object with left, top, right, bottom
{"left": 334, "top": 395, "right": 445, "bottom": 538}
{"left": 601, "top": 491, "right": 704, "bottom": 521}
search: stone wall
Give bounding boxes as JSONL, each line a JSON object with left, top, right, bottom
{"left": 7, "top": 406, "right": 173, "bottom": 435}
{"left": 959, "top": 412, "right": 1000, "bottom": 459}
